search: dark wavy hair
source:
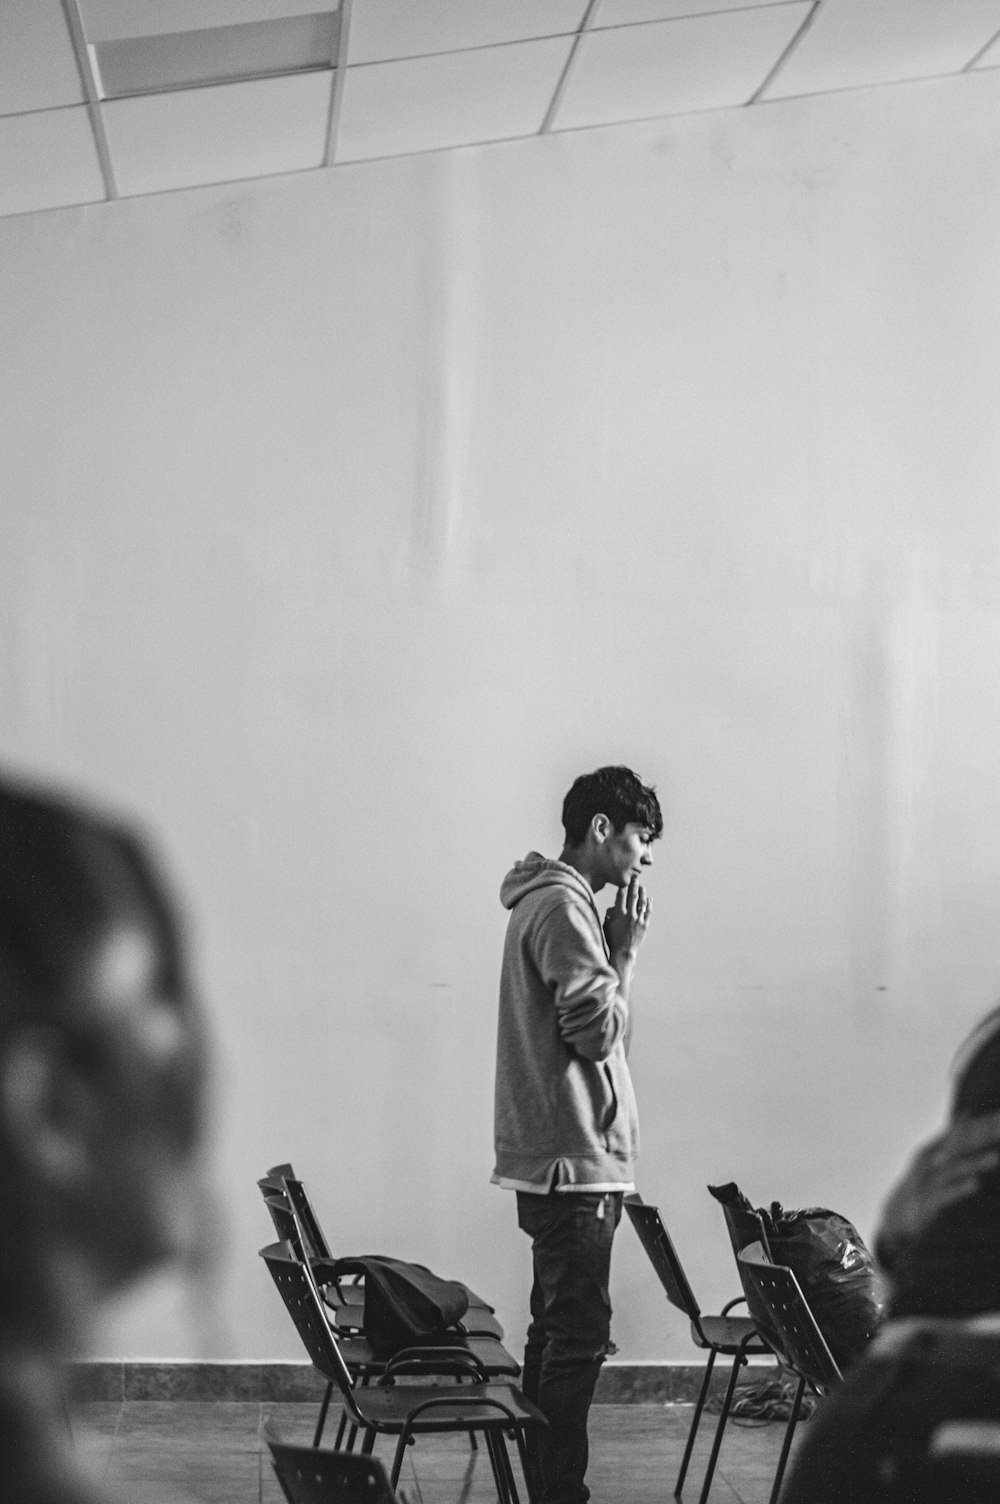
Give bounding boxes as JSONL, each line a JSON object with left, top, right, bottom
{"left": 561, "top": 766, "right": 663, "bottom": 847}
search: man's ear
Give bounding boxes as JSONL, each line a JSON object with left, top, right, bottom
{"left": 0, "top": 1027, "right": 93, "bottom": 1184}
{"left": 591, "top": 813, "right": 611, "bottom": 844}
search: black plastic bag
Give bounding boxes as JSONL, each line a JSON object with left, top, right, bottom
{"left": 710, "top": 1181, "right": 886, "bottom": 1371}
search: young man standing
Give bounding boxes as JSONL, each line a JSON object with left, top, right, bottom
{"left": 492, "top": 765, "right": 662, "bottom": 1504}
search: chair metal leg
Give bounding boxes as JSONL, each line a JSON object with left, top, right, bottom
{"left": 483, "top": 1428, "right": 515, "bottom": 1504}
{"left": 389, "top": 1431, "right": 410, "bottom": 1490}
{"left": 333, "top": 1408, "right": 348, "bottom": 1449}
{"left": 499, "top": 1428, "right": 527, "bottom": 1504}
{"left": 767, "top": 1374, "right": 805, "bottom": 1504}
{"left": 342, "top": 1373, "right": 371, "bottom": 1452}
{"left": 675, "top": 1348, "right": 718, "bottom": 1496}
{"left": 509, "top": 1421, "right": 541, "bottom": 1504}
{"left": 696, "top": 1338, "right": 752, "bottom": 1504}
{"left": 312, "top": 1382, "right": 333, "bottom": 1447}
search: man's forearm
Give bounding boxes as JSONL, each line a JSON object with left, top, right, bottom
{"left": 612, "top": 950, "right": 637, "bottom": 1054}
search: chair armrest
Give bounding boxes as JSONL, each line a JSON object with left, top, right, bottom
{"left": 311, "top": 1257, "right": 344, "bottom": 1284}
{"left": 721, "top": 1295, "right": 748, "bottom": 1316}
{"left": 379, "top": 1347, "right": 490, "bottom": 1383}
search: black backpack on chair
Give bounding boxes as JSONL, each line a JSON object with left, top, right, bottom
{"left": 330, "top": 1254, "right": 470, "bottom": 1357}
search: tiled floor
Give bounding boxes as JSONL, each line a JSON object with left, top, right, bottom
{"left": 72, "top": 1395, "right": 808, "bottom": 1503}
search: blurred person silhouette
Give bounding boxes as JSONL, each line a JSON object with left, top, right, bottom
{"left": 0, "top": 773, "right": 210, "bottom": 1504}
{"left": 780, "top": 1006, "right": 1000, "bottom": 1504}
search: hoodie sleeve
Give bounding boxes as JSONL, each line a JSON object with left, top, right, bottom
{"left": 534, "top": 899, "right": 627, "bottom": 1062}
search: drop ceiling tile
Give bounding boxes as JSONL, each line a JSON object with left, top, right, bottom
{"left": 0, "top": 107, "right": 105, "bottom": 217}
{"left": 595, "top": 0, "right": 796, "bottom": 22}
{"left": 80, "top": 1, "right": 337, "bottom": 44}
{"left": 762, "top": 0, "right": 1000, "bottom": 98}
{"left": 103, "top": 69, "right": 332, "bottom": 196}
{"left": 0, "top": 0, "right": 84, "bottom": 116}
{"left": 337, "top": 35, "right": 573, "bottom": 162}
{"left": 347, "top": 0, "right": 589, "bottom": 65}
{"left": 553, "top": 3, "right": 811, "bottom": 130}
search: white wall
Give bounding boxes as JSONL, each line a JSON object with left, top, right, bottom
{"left": 2, "top": 70, "right": 1000, "bottom": 1362}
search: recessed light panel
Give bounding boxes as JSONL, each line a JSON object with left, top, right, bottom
{"left": 80, "top": 1, "right": 338, "bottom": 43}
{"left": 91, "top": 12, "right": 340, "bottom": 99}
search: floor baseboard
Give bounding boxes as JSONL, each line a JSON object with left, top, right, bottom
{"left": 66, "top": 1357, "right": 775, "bottom": 1405}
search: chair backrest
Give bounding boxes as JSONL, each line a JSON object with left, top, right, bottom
{"left": 717, "top": 1197, "right": 772, "bottom": 1264}
{"left": 738, "top": 1245, "right": 841, "bottom": 1393}
{"left": 285, "top": 1177, "right": 333, "bottom": 1262}
{"left": 258, "top": 1163, "right": 297, "bottom": 1197}
{"left": 265, "top": 1195, "right": 306, "bottom": 1259}
{"left": 263, "top": 1423, "right": 397, "bottom": 1503}
{"left": 260, "top": 1243, "right": 356, "bottom": 1399}
{"left": 624, "top": 1195, "right": 701, "bottom": 1323}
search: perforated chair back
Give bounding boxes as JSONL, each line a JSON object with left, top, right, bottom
{"left": 738, "top": 1245, "right": 841, "bottom": 1394}
{"left": 285, "top": 1177, "right": 333, "bottom": 1262}
{"left": 261, "top": 1243, "right": 356, "bottom": 1398}
{"left": 264, "top": 1425, "right": 397, "bottom": 1503}
{"left": 624, "top": 1195, "right": 701, "bottom": 1322}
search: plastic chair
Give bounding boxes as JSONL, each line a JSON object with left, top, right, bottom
{"left": 737, "top": 1244, "right": 842, "bottom": 1504}
{"left": 709, "top": 1185, "right": 788, "bottom": 1360}
{"left": 261, "top": 1243, "right": 545, "bottom": 1502}
{"left": 262, "top": 1195, "right": 519, "bottom": 1381}
{"left": 708, "top": 1182, "right": 773, "bottom": 1264}
{"left": 624, "top": 1194, "right": 771, "bottom": 1502}
{"left": 263, "top": 1190, "right": 520, "bottom": 1454}
{"left": 264, "top": 1421, "right": 399, "bottom": 1503}
{"left": 282, "top": 1173, "right": 506, "bottom": 1342}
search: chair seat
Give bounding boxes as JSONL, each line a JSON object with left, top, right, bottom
{"left": 336, "top": 1332, "right": 521, "bottom": 1379}
{"left": 331, "top": 1301, "right": 505, "bottom": 1344}
{"left": 320, "top": 1283, "right": 365, "bottom": 1308}
{"left": 697, "top": 1313, "right": 771, "bottom": 1354}
{"left": 352, "top": 1380, "right": 544, "bottom": 1434}
{"left": 458, "top": 1309, "right": 505, "bottom": 1341}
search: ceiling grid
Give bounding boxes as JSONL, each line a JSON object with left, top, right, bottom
{"left": 0, "top": 0, "right": 998, "bottom": 219}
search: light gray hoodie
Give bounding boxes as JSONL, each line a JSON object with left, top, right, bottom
{"left": 492, "top": 853, "right": 639, "bottom": 1190}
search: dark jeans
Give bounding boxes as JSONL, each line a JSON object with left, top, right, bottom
{"left": 516, "top": 1191, "right": 623, "bottom": 1504}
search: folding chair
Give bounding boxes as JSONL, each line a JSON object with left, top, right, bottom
{"left": 263, "top": 1194, "right": 364, "bottom": 1314}
{"left": 709, "top": 1184, "right": 773, "bottom": 1264}
{"left": 262, "top": 1195, "right": 519, "bottom": 1452}
{"left": 282, "top": 1172, "right": 506, "bottom": 1342}
{"left": 261, "top": 1243, "right": 545, "bottom": 1502}
{"left": 737, "top": 1244, "right": 842, "bottom": 1504}
{"left": 624, "top": 1194, "right": 771, "bottom": 1501}
{"left": 263, "top": 1421, "right": 399, "bottom": 1503}
{"left": 262, "top": 1195, "right": 519, "bottom": 1377}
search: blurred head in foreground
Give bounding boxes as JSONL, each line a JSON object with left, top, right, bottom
{"left": 0, "top": 774, "right": 208, "bottom": 1499}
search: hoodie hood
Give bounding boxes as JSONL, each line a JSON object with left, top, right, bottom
{"left": 500, "top": 852, "right": 596, "bottom": 912}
